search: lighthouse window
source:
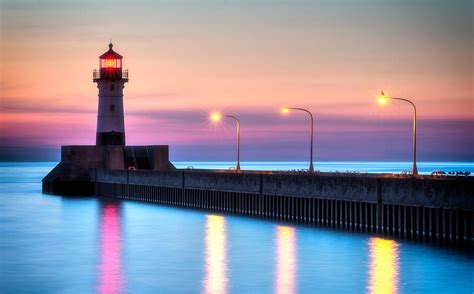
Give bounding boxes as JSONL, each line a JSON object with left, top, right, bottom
{"left": 110, "top": 105, "right": 115, "bottom": 112}
{"left": 110, "top": 84, "right": 115, "bottom": 91}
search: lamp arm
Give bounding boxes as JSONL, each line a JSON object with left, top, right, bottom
{"left": 224, "top": 115, "right": 241, "bottom": 171}
{"left": 389, "top": 97, "right": 416, "bottom": 113}
{"left": 286, "top": 107, "right": 314, "bottom": 173}
{"left": 386, "top": 96, "right": 418, "bottom": 175}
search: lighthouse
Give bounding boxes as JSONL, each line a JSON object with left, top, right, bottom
{"left": 43, "top": 42, "right": 175, "bottom": 195}
{"left": 93, "top": 43, "right": 128, "bottom": 146}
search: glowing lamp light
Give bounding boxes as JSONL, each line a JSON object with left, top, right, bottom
{"left": 211, "top": 113, "right": 221, "bottom": 122}
{"left": 281, "top": 107, "right": 289, "bottom": 114}
{"left": 378, "top": 91, "right": 388, "bottom": 105}
{"left": 105, "top": 59, "right": 116, "bottom": 68}
{"left": 101, "top": 58, "right": 121, "bottom": 69}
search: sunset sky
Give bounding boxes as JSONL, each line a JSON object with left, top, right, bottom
{"left": 1, "top": 0, "right": 472, "bottom": 161}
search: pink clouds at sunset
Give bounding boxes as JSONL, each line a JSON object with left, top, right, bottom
{"left": 0, "top": 0, "right": 472, "bottom": 161}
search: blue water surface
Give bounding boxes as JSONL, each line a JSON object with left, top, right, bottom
{"left": 0, "top": 162, "right": 472, "bottom": 293}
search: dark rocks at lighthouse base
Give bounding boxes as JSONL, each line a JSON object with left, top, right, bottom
{"left": 42, "top": 145, "right": 175, "bottom": 195}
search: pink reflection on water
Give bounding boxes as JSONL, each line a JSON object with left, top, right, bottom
{"left": 97, "top": 202, "right": 124, "bottom": 294}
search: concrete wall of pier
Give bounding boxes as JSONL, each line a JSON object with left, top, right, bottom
{"left": 91, "top": 169, "right": 473, "bottom": 247}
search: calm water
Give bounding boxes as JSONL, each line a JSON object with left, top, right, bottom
{"left": 0, "top": 163, "right": 472, "bottom": 293}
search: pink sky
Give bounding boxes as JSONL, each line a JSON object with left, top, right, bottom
{"left": 1, "top": 0, "right": 472, "bottom": 161}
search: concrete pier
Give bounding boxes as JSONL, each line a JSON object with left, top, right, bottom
{"left": 84, "top": 168, "right": 473, "bottom": 248}
{"left": 42, "top": 145, "right": 175, "bottom": 195}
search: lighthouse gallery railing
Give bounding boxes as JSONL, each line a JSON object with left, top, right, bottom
{"left": 93, "top": 69, "right": 129, "bottom": 81}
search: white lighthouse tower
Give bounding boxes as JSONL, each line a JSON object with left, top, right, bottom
{"left": 93, "top": 43, "right": 128, "bottom": 146}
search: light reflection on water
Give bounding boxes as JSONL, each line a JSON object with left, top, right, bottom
{"left": 204, "top": 215, "right": 228, "bottom": 294}
{"left": 275, "top": 226, "right": 296, "bottom": 294}
{"left": 97, "top": 202, "right": 124, "bottom": 294}
{"left": 368, "top": 238, "right": 400, "bottom": 294}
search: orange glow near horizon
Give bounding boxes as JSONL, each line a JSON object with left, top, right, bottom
{"left": 275, "top": 225, "right": 296, "bottom": 294}
{"left": 368, "top": 238, "right": 400, "bottom": 294}
{"left": 204, "top": 215, "right": 228, "bottom": 294}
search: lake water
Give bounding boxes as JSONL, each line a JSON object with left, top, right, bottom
{"left": 0, "top": 162, "right": 472, "bottom": 293}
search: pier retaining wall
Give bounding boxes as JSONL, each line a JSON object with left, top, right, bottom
{"left": 90, "top": 169, "right": 473, "bottom": 247}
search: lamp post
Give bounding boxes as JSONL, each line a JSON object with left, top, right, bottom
{"left": 378, "top": 91, "right": 418, "bottom": 175}
{"left": 281, "top": 107, "right": 314, "bottom": 174}
{"left": 211, "top": 113, "right": 241, "bottom": 172}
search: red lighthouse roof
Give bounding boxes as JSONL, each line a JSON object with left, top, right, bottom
{"left": 99, "top": 43, "right": 123, "bottom": 59}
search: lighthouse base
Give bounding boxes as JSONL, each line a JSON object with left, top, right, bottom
{"left": 96, "top": 132, "right": 125, "bottom": 146}
{"left": 42, "top": 145, "right": 175, "bottom": 195}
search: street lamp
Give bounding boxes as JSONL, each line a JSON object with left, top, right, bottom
{"left": 210, "top": 112, "right": 241, "bottom": 172}
{"left": 281, "top": 107, "right": 314, "bottom": 174}
{"left": 378, "top": 91, "right": 418, "bottom": 175}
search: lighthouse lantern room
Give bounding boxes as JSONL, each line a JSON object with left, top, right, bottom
{"left": 93, "top": 43, "right": 128, "bottom": 146}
